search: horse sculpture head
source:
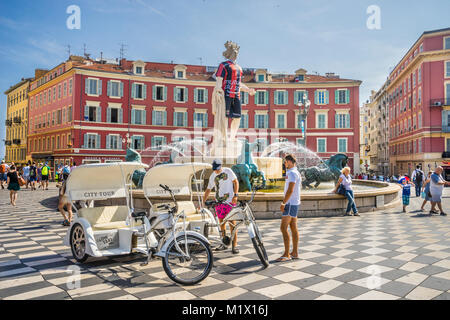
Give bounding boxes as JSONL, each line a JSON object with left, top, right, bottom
{"left": 126, "top": 148, "right": 142, "bottom": 163}
{"left": 327, "top": 153, "right": 348, "bottom": 170}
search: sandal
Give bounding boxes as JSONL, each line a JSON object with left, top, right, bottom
{"left": 290, "top": 252, "right": 299, "bottom": 259}
{"left": 232, "top": 247, "right": 240, "bottom": 254}
{"left": 275, "top": 256, "right": 292, "bottom": 262}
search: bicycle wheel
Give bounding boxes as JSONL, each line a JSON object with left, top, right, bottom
{"left": 162, "top": 234, "right": 213, "bottom": 285}
{"left": 250, "top": 222, "right": 269, "bottom": 268}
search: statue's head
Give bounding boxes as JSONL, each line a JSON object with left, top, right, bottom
{"left": 223, "top": 41, "right": 240, "bottom": 61}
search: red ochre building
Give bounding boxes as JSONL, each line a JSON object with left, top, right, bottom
{"left": 387, "top": 28, "right": 450, "bottom": 179}
{"left": 27, "top": 56, "right": 361, "bottom": 172}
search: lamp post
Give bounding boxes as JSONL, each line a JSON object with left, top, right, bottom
{"left": 297, "top": 93, "right": 311, "bottom": 147}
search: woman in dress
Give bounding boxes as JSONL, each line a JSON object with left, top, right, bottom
{"left": 7, "top": 165, "right": 20, "bottom": 206}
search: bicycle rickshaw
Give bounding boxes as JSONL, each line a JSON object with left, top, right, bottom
{"left": 63, "top": 162, "right": 213, "bottom": 285}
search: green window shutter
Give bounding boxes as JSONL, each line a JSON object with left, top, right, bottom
{"left": 274, "top": 91, "right": 279, "bottom": 105}
{"left": 204, "top": 113, "right": 208, "bottom": 127}
{"left": 152, "top": 85, "right": 156, "bottom": 100}
{"left": 84, "top": 106, "right": 89, "bottom": 120}
{"left": 107, "top": 108, "right": 111, "bottom": 122}
{"left": 119, "top": 108, "right": 123, "bottom": 123}
{"left": 141, "top": 136, "right": 145, "bottom": 150}
{"left": 346, "top": 114, "right": 350, "bottom": 128}
{"left": 131, "top": 84, "right": 135, "bottom": 99}
{"left": 96, "top": 135, "right": 100, "bottom": 149}
{"left": 163, "top": 111, "right": 167, "bottom": 126}
{"left": 131, "top": 109, "right": 135, "bottom": 124}
{"left": 254, "top": 114, "right": 257, "bottom": 128}
{"left": 204, "top": 89, "right": 208, "bottom": 103}
{"left": 98, "top": 80, "right": 102, "bottom": 95}
{"left": 264, "top": 91, "right": 268, "bottom": 105}
{"left": 335, "top": 90, "right": 339, "bottom": 104}
{"left": 314, "top": 90, "right": 318, "bottom": 104}
{"left": 163, "top": 137, "right": 167, "bottom": 146}
{"left": 174, "top": 88, "right": 178, "bottom": 101}
{"left": 151, "top": 136, "right": 155, "bottom": 149}
{"left": 142, "top": 110, "right": 147, "bottom": 125}
{"left": 83, "top": 134, "right": 87, "bottom": 148}
{"left": 245, "top": 92, "right": 249, "bottom": 104}
{"left": 194, "top": 88, "right": 198, "bottom": 103}
{"left": 96, "top": 107, "right": 101, "bottom": 122}
{"left": 106, "top": 135, "right": 110, "bottom": 149}
{"left": 265, "top": 114, "right": 269, "bottom": 128}
{"left": 254, "top": 92, "right": 259, "bottom": 105}
{"left": 118, "top": 137, "right": 122, "bottom": 150}
{"left": 346, "top": 89, "right": 350, "bottom": 104}
{"left": 143, "top": 84, "right": 147, "bottom": 99}
{"left": 152, "top": 110, "right": 155, "bottom": 125}
{"left": 442, "top": 110, "right": 447, "bottom": 127}
{"left": 85, "top": 79, "right": 89, "bottom": 94}
{"left": 185, "top": 88, "right": 188, "bottom": 102}
{"left": 107, "top": 81, "right": 111, "bottom": 96}
{"left": 163, "top": 86, "right": 167, "bottom": 101}
{"left": 245, "top": 114, "right": 249, "bottom": 128}
{"left": 325, "top": 90, "right": 329, "bottom": 104}
{"left": 294, "top": 91, "right": 299, "bottom": 105}
{"left": 120, "top": 82, "right": 124, "bottom": 97}
{"left": 335, "top": 114, "right": 338, "bottom": 128}
{"left": 285, "top": 91, "right": 288, "bottom": 105}
{"left": 183, "top": 112, "right": 187, "bottom": 126}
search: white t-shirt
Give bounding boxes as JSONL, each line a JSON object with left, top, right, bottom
{"left": 284, "top": 167, "right": 301, "bottom": 205}
{"left": 207, "top": 167, "right": 238, "bottom": 204}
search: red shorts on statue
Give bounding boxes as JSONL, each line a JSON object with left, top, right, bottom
{"left": 215, "top": 203, "right": 235, "bottom": 219}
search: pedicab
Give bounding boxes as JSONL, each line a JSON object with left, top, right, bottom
{"left": 143, "top": 162, "right": 269, "bottom": 269}
{"left": 63, "top": 162, "right": 213, "bottom": 285}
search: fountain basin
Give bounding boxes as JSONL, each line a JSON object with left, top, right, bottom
{"left": 98, "top": 180, "right": 401, "bottom": 219}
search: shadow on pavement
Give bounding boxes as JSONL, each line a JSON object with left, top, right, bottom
{"left": 39, "top": 196, "right": 59, "bottom": 210}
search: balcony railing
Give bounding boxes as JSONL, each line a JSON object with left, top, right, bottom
{"left": 443, "top": 152, "right": 450, "bottom": 159}
{"left": 430, "top": 98, "right": 450, "bottom": 107}
{"left": 13, "top": 117, "right": 21, "bottom": 124}
{"left": 13, "top": 139, "right": 21, "bottom": 145}
{"left": 5, "top": 119, "right": 12, "bottom": 126}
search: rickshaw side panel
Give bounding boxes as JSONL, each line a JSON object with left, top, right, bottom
{"left": 64, "top": 218, "right": 102, "bottom": 257}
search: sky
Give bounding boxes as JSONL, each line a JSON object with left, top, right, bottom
{"left": 1, "top": 0, "right": 449, "bottom": 159}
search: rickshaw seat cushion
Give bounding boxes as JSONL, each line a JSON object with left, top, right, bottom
{"left": 78, "top": 206, "right": 142, "bottom": 230}
{"left": 176, "top": 201, "right": 204, "bottom": 222}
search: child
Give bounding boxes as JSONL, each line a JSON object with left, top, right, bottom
{"left": 400, "top": 177, "right": 413, "bottom": 212}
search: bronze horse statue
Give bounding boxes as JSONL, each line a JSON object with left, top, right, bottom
{"left": 299, "top": 154, "right": 348, "bottom": 189}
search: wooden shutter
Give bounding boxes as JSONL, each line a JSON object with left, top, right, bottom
{"left": 106, "top": 108, "right": 111, "bottom": 123}
{"left": 152, "top": 110, "right": 156, "bottom": 125}
{"left": 107, "top": 81, "right": 111, "bottom": 96}
{"left": 131, "top": 109, "right": 135, "bottom": 124}
{"left": 274, "top": 90, "right": 279, "bottom": 105}
{"left": 204, "top": 89, "right": 208, "bottom": 103}
{"left": 142, "top": 110, "right": 147, "bottom": 125}
{"left": 151, "top": 136, "right": 155, "bottom": 149}
{"left": 163, "top": 86, "right": 167, "bottom": 101}
{"left": 96, "top": 107, "right": 101, "bottom": 122}
{"left": 96, "top": 135, "right": 100, "bottom": 149}
{"left": 106, "top": 135, "right": 111, "bottom": 149}
{"left": 264, "top": 114, "right": 268, "bottom": 128}
{"left": 264, "top": 91, "right": 268, "bottom": 105}
{"left": 185, "top": 88, "right": 188, "bottom": 102}
{"left": 254, "top": 92, "right": 259, "bottom": 105}
{"left": 174, "top": 88, "right": 178, "bottom": 101}
{"left": 204, "top": 113, "right": 208, "bottom": 127}
{"left": 118, "top": 137, "right": 122, "bottom": 150}
{"left": 284, "top": 91, "right": 288, "bottom": 105}
{"left": 346, "top": 114, "right": 350, "bottom": 128}
{"left": 131, "top": 83, "right": 136, "bottom": 99}
{"left": 314, "top": 90, "right": 318, "bottom": 104}
{"left": 245, "top": 92, "right": 248, "bottom": 104}
{"left": 346, "top": 89, "right": 350, "bottom": 104}
{"left": 120, "top": 82, "right": 124, "bottom": 97}
{"left": 163, "top": 111, "right": 167, "bottom": 126}
{"left": 143, "top": 84, "right": 147, "bottom": 99}
{"left": 294, "top": 91, "right": 299, "bottom": 105}
{"left": 335, "top": 90, "right": 339, "bottom": 104}
{"left": 194, "top": 88, "right": 198, "bottom": 103}
{"left": 152, "top": 85, "right": 156, "bottom": 100}
{"left": 84, "top": 106, "right": 89, "bottom": 120}
{"left": 183, "top": 112, "right": 187, "bottom": 126}
{"left": 335, "top": 114, "right": 339, "bottom": 128}
{"left": 325, "top": 90, "right": 329, "bottom": 104}
{"left": 83, "top": 134, "right": 87, "bottom": 148}
{"left": 119, "top": 108, "right": 123, "bottom": 123}
{"left": 98, "top": 80, "right": 102, "bottom": 95}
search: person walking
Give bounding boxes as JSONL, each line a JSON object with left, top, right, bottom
{"left": 6, "top": 165, "right": 20, "bottom": 206}
{"left": 429, "top": 166, "right": 450, "bottom": 216}
{"left": 29, "top": 162, "right": 37, "bottom": 190}
{"left": 22, "top": 161, "right": 30, "bottom": 189}
{"left": 420, "top": 172, "right": 433, "bottom": 212}
{"left": 202, "top": 159, "right": 240, "bottom": 254}
{"left": 411, "top": 165, "right": 425, "bottom": 197}
{"left": 0, "top": 160, "right": 10, "bottom": 189}
{"left": 41, "top": 162, "right": 50, "bottom": 190}
{"left": 37, "top": 163, "right": 43, "bottom": 189}
{"left": 400, "top": 177, "right": 413, "bottom": 213}
{"left": 334, "top": 167, "right": 360, "bottom": 216}
{"left": 58, "top": 180, "right": 73, "bottom": 226}
{"left": 276, "top": 154, "right": 301, "bottom": 262}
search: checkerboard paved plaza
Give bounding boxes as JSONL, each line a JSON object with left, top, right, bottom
{"left": 1, "top": 184, "right": 450, "bottom": 300}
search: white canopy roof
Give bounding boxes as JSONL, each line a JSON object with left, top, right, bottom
{"left": 66, "top": 162, "right": 148, "bottom": 201}
{"left": 143, "top": 163, "right": 212, "bottom": 197}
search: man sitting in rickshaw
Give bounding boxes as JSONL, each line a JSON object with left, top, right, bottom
{"left": 202, "top": 159, "right": 240, "bottom": 254}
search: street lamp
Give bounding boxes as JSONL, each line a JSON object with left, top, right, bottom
{"left": 297, "top": 93, "right": 311, "bottom": 147}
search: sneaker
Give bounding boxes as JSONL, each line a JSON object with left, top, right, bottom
{"left": 215, "top": 244, "right": 228, "bottom": 251}
{"left": 440, "top": 212, "right": 447, "bottom": 216}
{"left": 353, "top": 212, "right": 360, "bottom": 216}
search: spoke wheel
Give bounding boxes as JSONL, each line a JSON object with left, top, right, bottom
{"left": 251, "top": 222, "right": 269, "bottom": 268}
{"left": 70, "top": 224, "right": 89, "bottom": 263}
{"left": 162, "top": 235, "right": 213, "bottom": 285}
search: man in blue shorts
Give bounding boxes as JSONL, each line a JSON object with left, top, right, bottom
{"left": 277, "top": 154, "right": 301, "bottom": 262}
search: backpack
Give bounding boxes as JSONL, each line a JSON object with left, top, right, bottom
{"left": 0, "top": 164, "right": 5, "bottom": 173}
{"left": 416, "top": 170, "right": 423, "bottom": 183}
{"left": 63, "top": 166, "right": 70, "bottom": 174}
{"left": 42, "top": 166, "right": 49, "bottom": 176}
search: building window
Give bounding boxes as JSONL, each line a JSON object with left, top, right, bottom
{"left": 69, "top": 79, "right": 73, "bottom": 95}
{"left": 107, "top": 81, "right": 123, "bottom": 97}
{"left": 132, "top": 136, "right": 145, "bottom": 150}
{"left": 64, "top": 82, "right": 67, "bottom": 96}
{"left": 275, "top": 90, "right": 288, "bottom": 105}
{"left": 106, "top": 135, "right": 121, "bottom": 149}
{"left": 175, "top": 87, "right": 187, "bottom": 102}
{"left": 315, "top": 90, "right": 328, "bottom": 105}
{"left": 239, "top": 113, "right": 249, "bottom": 129}
{"left": 177, "top": 71, "right": 183, "bottom": 78}
{"left": 132, "top": 83, "right": 146, "bottom": 99}
{"left": 335, "top": 113, "right": 350, "bottom": 128}
{"left": 173, "top": 111, "right": 187, "bottom": 127}
{"left": 335, "top": 89, "right": 350, "bottom": 104}
{"left": 151, "top": 136, "right": 166, "bottom": 150}
{"left": 445, "top": 37, "right": 450, "bottom": 50}
{"left": 338, "top": 138, "right": 347, "bottom": 153}
{"left": 255, "top": 114, "right": 268, "bottom": 129}
{"left": 84, "top": 134, "right": 99, "bottom": 149}
{"left": 136, "top": 66, "right": 143, "bottom": 74}
{"left": 420, "top": 43, "right": 424, "bottom": 52}
{"left": 131, "top": 108, "right": 146, "bottom": 125}
{"left": 294, "top": 90, "right": 308, "bottom": 105}
{"left": 317, "top": 138, "right": 326, "bottom": 153}
{"left": 85, "top": 106, "right": 100, "bottom": 122}
{"left": 317, "top": 113, "right": 327, "bottom": 129}
{"left": 446, "top": 61, "right": 450, "bottom": 78}
{"left": 58, "top": 85, "right": 61, "bottom": 99}
{"left": 86, "top": 78, "right": 101, "bottom": 95}
{"left": 276, "top": 114, "right": 286, "bottom": 129}
{"left": 255, "top": 138, "right": 268, "bottom": 152}
{"left": 68, "top": 106, "right": 72, "bottom": 122}
{"left": 153, "top": 85, "right": 166, "bottom": 101}
{"left": 255, "top": 90, "right": 268, "bottom": 105}
{"left": 107, "top": 107, "right": 122, "bottom": 123}
{"left": 194, "top": 88, "right": 207, "bottom": 103}
{"left": 257, "top": 74, "right": 265, "bottom": 82}
{"left": 152, "top": 110, "right": 166, "bottom": 126}
{"left": 193, "top": 112, "right": 208, "bottom": 128}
